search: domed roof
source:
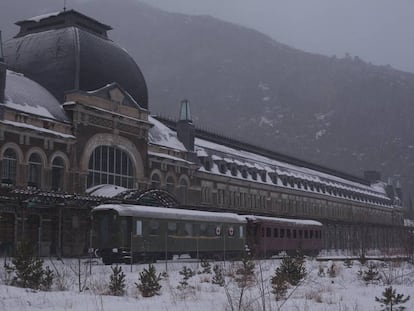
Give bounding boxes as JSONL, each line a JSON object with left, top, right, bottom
{"left": 3, "top": 10, "right": 148, "bottom": 109}
{"left": 4, "top": 70, "right": 69, "bottom": 122}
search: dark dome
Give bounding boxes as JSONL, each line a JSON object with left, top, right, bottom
{"left": 3, "top": 10, "right": 148, "bottom": 109}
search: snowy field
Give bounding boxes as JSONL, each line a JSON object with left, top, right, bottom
{"left": 1, "top": 256, "right": 413, "bottom": 311}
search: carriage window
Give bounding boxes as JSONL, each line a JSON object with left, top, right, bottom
{"left": 299, "top": 230, "right": 303, "bottom": 238}
{"left": 287, "top": 229, "right": 291, "bottom": 238}
{"left": 266, "top": 227, "right": 271, "bottom": 237}
{"left": 304, "top": 230, "right": 308, "bottom": 239}
{"left": 293, "top": 230, "right": 297, "bottom": 239}
{"left": 319, "top": 230, "right": 322, "bottom": 239}
{"left": 149, "top": 221, "right": 159, "bottom": 235}
{"left": 136, "top": 220, "right": 142, "bottom": 236}
{"left": 199, "top": 223, "right": 208, "bottom": 236}
{"left": 261, "top": 228, "right": 265, "bottom": 237}
{"left": 273, "top": 228, "right": 278, "bottom": 238}
{"left": 239, "top": 226, "right": 243, "bottom": 238}
{"left": 280, "top": 229, "right": 285, "bottom": 238}
{"left": 168, "top": 222, "right": 177, "bottom": 235}
{"left": 184, "top": 223, "right": 193, "bottom": 236}
{"left": 310, "top": 230, "right": 314, "bottom": 239}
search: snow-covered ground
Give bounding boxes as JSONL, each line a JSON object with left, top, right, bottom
{"left": 1, "top": 257, "right": 413, "bottom": 311}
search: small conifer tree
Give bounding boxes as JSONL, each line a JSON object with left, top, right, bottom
{"left": 5, "top": 241, "right": 54, "bottom": 290}
{"left": 362, "top": 263, "right": 381, "bottom": 284}
{"left": 344, "top": 258, "right": 353, "bottom": 268}
{"left": 136, "top": 264, "right": 161, "bottom": 297}
{"left": 199, "top": 258, "right": 212, "bottom": 274}
{"left": 212, "top": 264, "right": 225, "bottom": 287}
{"left": 274, "top": 254, "right": 307, "bottom": 286}
{"left": 328, "top": 262, "right": 337, "bottom": 278}
{"left": 375, "top": 286, "right": 410, "bottom": 311}
{"left": 109, "top": 265, "right": 126, "bottom": 296}
{"left": 271, "top": 273, "right": 289, "bottom": 301}
{"left": 178, "top": 266, "right": 195, "bottom": 289}
{"left": 235, "top": 251, "right": 255, "bottom": 287}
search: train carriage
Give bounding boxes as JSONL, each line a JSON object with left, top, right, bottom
{"left": 247, "top": 215, "right": 323, "bottom": 257}
{"left": 92, "top": 204, "right": 247, "bottom": 264}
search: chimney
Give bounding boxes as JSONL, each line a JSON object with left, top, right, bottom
{"left": 363, "top": 170, "right": 381, "bottom": 184}
{"left": 0, "top": 30, "right": 6, "bottom": 105}
{"left": 177, "top": 99, "right": 195, "bottom": 152}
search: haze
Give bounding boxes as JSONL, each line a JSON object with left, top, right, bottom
{"left": 139, "top": 0, "right": 414, "bottom": 73}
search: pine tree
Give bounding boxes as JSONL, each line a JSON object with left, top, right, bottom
{"left": 199, "top": 258, "right": 212, "bottom": 274}
{"left": 5, "top": 241, "right": 54, "bottom": 290}
{"left": 375, "top": 286, "right": 410, "bottom": 311}
{"left": 274, "top": 254, "right": 307, "bottom": 286}
{"left": 109, "top": 265, "right": 126, "bottom": 296}
{"left": 135, "top": 264, "right": 161, "bottom": 297}
{"left": 271, "top": 273, "right": 288, "bottom": 301}
{"left": 212, "top": 265, "right": 225, "bottom": 287}
{"left": 362, "top": 263, "right": 381, "bottom": 284}
{"left": 178, "top": 266, "right": 195, "bottom": 289}
{"left": 235, "top": 251, "right": 255, "bottom": 287}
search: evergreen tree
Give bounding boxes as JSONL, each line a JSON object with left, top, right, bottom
{"left": 271, "top": 273, "right": 288, "bottom": 301}
{"left": 178, "top": 266, "right": 195, "bottom": 289}
{"left": 274, "top": 254, "right": 307, "bottom": 286}
{"left": 362, "top": 263, "right": 381, "bottom": 284}
{"left": 199, "top": 258, "right": 212, "bottom": 274}
{"left": 375, "top": 286, "right": 410, "bottom": 311}
{"left": 109, "top": 265, "right": 126, "bottom": 296}
{"left": 235, "top": 251, "right": 255, "bottom": 287}
{"left": 135, "top": 264, "right": 161, "bottom": 297}
{"left": 212, "top": 265, "right": 225, "bottom": 287}
{"left": 343, "top": 258, "right": 353, "bottom": 268}
{"left": 5, "top": 241, "right": 54, "bottom": 290}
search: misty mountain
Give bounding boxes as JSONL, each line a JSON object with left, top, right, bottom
{"left": 2, "top": 0, "right": 414, "bottom": 197}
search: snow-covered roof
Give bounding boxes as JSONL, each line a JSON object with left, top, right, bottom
{"left": 93, "top": 204, "right": 247, "bottom": 223}
{"left": 25, "top": 12, "right": 60, "bottom": 23}
{"left": 245, "top": 215, "right": 323, "bottom": 227}
{"left": 4, "top": 70, "right": 68, "bottom": 122}
{"left": 148, "top": 151, "right": 192, "bottom": 164}
{"left": 86, "top": 184, "right": 127, "bottom": 198}
{"left": 195, "top": 137, "right": 389, "bottom": 202}
{"left": 1, "top": 120, "right": 75, "bottom": 139}
{"left": 148, "top": 116, "right": 187, "bottom": 152}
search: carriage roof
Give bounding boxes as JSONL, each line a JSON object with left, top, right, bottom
{"left": 245, "top": 215, "right": 322, "bottom": 227}
{"left": 93, "top": 204, "right": 247, "bottom": 223}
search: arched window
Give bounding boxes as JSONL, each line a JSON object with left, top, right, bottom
{"left": 28, "top": 153, "right": 42, "bottom": 188}
{"left": 51, "top": 157, "right": 65, "bottom": 191}
{"left": 151, "top": 173, "right": 161, "bottom": 188}
{"left": 87, "top": 146, "right": 134, "bottom": 188}
{"left": 1, "top": 148, "right": 17, "bottom": 184}
{"left": 179, "top": 178, "right": 188, "bottom": 204}
{"left": 166, "top": 176, "right": 175, "bottom": 194}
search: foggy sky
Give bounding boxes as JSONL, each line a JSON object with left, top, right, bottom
{"left": 139, "top": 0, "right": 414, "bottom": 73}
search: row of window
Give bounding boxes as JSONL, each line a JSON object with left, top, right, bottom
{"left": 262, "top": 227, "right": 322, "bottom": 240}
{"left": 202, "top": 159, "right": 390, "bottom": 207}
{"left": 135, "top": 220, "right": 243, "bottom": 238}
{"left": 1, "top": 148, "right": 65, "bottom": 190}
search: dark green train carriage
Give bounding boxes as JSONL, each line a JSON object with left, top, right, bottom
{"left": 92, "top": 204, "right": 247, "bottom": 264}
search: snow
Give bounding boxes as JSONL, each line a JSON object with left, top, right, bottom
{"left": 25, "top": 12, "right": 61, "bottom": 22}
{"left": 148, "top": 151, "right": 192, "bottom": 164}
{"left": 194, "top": 138, "right": 391, "bottom": 204}
{"left": 1, "top": 120, "right": 75, "bottom": 139}
{"left": 5, "top": 100, "right": 55, "bottom": 119}
{"left": 86, "top": 184, "right": 127, "bottom": 198}
{"left": 93, "top": 204, "right": 247, "bottom": 223}
{"left": 148, "top": 116, "right": 187, "bottom": 152}
{"left": 1, "top": 257, "right": 414, "bottom": 310}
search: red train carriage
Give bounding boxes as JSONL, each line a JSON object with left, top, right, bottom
{"left": 246, "top": 216, "right": 323, "bottom": 257}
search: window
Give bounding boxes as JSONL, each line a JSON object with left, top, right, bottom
{"left": 293, "top": 230, "right": 297, "bottom": 239}
{"left": 273, "top": 228, "right": 278, "bottom": 238}
{"left": 136, "top": 220, "right": 142, "bottom": 236}
{"left": 266, "top": 227, "right": 271, "bottom": 237}
{"left": 166, "top": 176, "right": 175, "bottom": 193}
{"left": 280, "top": 229, "right": 285, "bottom": 238}
{"left": 1, "top": 148, "right": 17, "bottom": 184}
{"left": 299, "top": 230, "right": 303, "bottom": 238}
{"left": 51, "top": 157, "right": 64, "bottom": 191}
{"left": 199, "top": 223, "right": 208, "bottom": 236}
{"left": 304, "top": 230, "right": 309, "bottom": 239}
{"left": 168, "top": 222, "right": 177, "bottom": 235}
{"left": 28, "top": 153, "right": 42, "bottom": 187}
{"left": 184, "top": 223, "right": 193, "bottom": 236}
{"left": 149, "top": 221, "right": 159, "bottom": 235}
{"left": 287, "top": 229, "right": 291, "bottom": 238}
{"left": 239, "top": 226, "right": 243, "bottom": 238}
{"left": 151, "top": 173, "right": 161, "bottom": 188}
{"left": 179, "top": 179, "right": 188, "bottom": 203}
{"left": 87, "top": 146, "right": 134, "bottom": 188}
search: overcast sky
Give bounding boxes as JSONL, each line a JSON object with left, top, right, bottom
{"left": 138, "top": 0, "right": 414, "bottom": 73}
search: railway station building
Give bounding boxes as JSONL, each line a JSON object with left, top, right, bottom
{"left": 0, "top": 10, "right": 409, "bottom": 257}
